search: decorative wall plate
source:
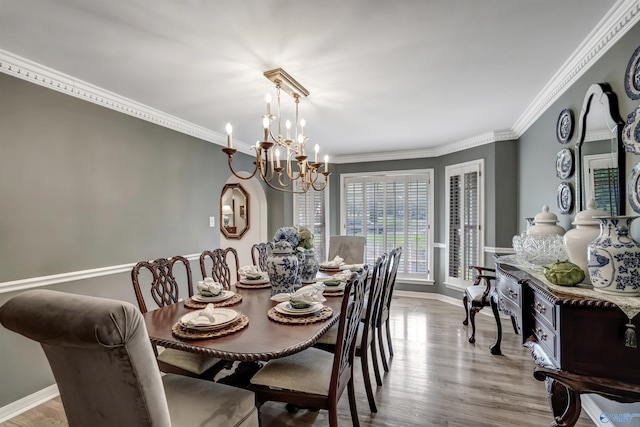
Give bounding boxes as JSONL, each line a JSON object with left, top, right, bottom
{"left": 624, "top": 44, "right": 640, "bottom": 100}
{"left": 556, "top": 108, "right": 574, "bottom": 144}
{"left": 627, "top": 162, "right": 640, "bottom": 214}
{"left": 556, "top": 148, "right": 573, "bottom": 179}
{"left": 622, "top": 104, "right": 640, "bottom": 154}
{"left": 557, "top": 182, "right": 573, "bottom": 214}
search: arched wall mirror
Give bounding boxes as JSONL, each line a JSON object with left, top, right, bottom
{"left": 575, "top": 83, "right": 625, "bottom": 216}
{"left": 220, "top": 183, "right": 250, "bottom": 239}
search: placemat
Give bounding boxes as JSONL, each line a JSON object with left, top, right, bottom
{"left": 236, "top": 281, "right": 272, "bottom": 289}
{"left": 171, "top": 315, "right": 249, "bottom": 340}
{"left": 267, "top": 306, "right": 333, "bottom": 325}
{"left": 323, "top": 290, "right": 345, "bottom": 297}
{"left": 184, "top": 293, "right": 243, "bottom": 309}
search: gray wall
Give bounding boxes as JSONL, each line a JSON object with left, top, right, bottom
{"left": 518, "top": 22, "right": 640, "bottom": 232}
{"left": 0, "top": 73, "right": 257, "bottom": 406}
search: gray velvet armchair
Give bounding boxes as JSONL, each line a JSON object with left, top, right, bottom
{"left": 0, "top": 289, "right": 258, "bottom": 427}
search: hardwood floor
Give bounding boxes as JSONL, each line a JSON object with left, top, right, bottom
{"left": 1, "top": 296, "right": 595, "bottom": 427}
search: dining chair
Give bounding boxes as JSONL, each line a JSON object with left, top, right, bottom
{"left": 199, "top": 247, "right": 240, "bottom": 289}
{"left": 0, "top": 289, "right": 259, "bottom": 427}
{"left": 249, "top": 265, "right": 370, "bottom": 427}
{"left": 315, "top": 254, "right": 388, "bottom": 412}
{"left": 251, "top": 242, "right": 273, "bottom": 272}
{"left": 131, "top": 256, "right": 223, "bottom": 379}
{"left": 462, "top": 265, "right": 503, "bottom": 355}
{"left": 327, "top": 235, "right": 366, "bottom": 264}
{"left": 377, "top": 246, "right": 402, "bottom": 372}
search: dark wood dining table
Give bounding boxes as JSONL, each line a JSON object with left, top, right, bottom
{"left": 142, "top": 284, "right": 343, "bottom": 362}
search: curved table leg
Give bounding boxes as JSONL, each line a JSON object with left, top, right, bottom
{"left": 534, "top": 368, "right": 583, "bottom": 427}
{"left": 489, "top": 293, "right": 502, "bottom": 355}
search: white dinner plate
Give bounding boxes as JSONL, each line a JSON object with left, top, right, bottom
{"left": 274, "top": 302, "right": 323, "bottom": 316}
{"left": 323, "top": 283, "right": 346, "bottom": 292}
{"left": 179, "top": 308, "right": 240, "bottom": 331}
{"left": 240, "top": 277, "right": 269, "bottom": 285}
{"left": 192, "top": 290, "right": 234, "bottom": 303}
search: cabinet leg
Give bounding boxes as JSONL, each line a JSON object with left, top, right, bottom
{"left": 538, "top": 375, "right": 582, "bottom": 427}
{"left": 489, "top": 295, "right": 502, "bottom": 355}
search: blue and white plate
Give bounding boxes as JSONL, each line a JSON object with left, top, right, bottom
{"left": 628, "top": 162, "right": 640, "bottom": 214}
{"left": 623, "top": 105, "right": 640, "bottom": 154}
{"left": 557, "top": 182, "right": 572, "bottom": 214}
{"left": 556, "top": 148, "right": 573, "bottom": 179}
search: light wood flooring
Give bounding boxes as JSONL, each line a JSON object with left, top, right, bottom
{"left": 1, "top": 296, "right": 595, "bottom": 427}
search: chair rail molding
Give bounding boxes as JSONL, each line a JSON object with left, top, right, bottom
{"left": 0, "top": 254, "right": 201, "bottom": 294}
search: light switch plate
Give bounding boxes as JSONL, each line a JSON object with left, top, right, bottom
{"left": 209, "top": 216, "right": 215, "bottom": 227}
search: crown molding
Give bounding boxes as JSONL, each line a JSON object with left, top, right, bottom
{"left": 1, "top": 0, "right": 637, "bottom": 163}
{"left": 511, "top": 0, "right": 640, "bottom": 136}
{"left": 0, "top": 49, "right": 256, "bottom": 154}
{"left": 332, "top": 130, "right": 518, "bottom": 164}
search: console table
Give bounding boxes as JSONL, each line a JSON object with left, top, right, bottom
{"left": 494, "top": 259, "right": 640, "bottom": 427}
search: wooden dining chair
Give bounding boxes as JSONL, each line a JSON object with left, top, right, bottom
{"left": 249, "top": 265, "right": 370, "bottom": 427}
{"left": 0, "top": 289, "right": 259, "bottom": 427}
{"left": 199, "top": 247, "right": 240, "bottom": 289}
{"left": 251, "top": 242, "right": 273, "bottom": 272}
{"left": 462, "top": 265, "right": 503, "bottom": 355}
{"left": 377, "top": 246, "right": 402, "bottom": 372}
{"left": 327, "top": 235, "right": 366, "bottom": 264}
{"left": 131, "top": 256, "right": 224, "bottom": 379}
{"left": 316, "top": 254, "right": 388, "bottom": 412}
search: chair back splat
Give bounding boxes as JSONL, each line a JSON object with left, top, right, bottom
{"left": 200, "top": 247, "right": 240, "bottom": 289}
{"left": 131, "top": 255, "right": 223, "bottom": 379}
{"left": 377, "top": 246, "right": 402, "bottom": 372}
{"left": 251, "top": 242, "right": 273, "bottom": 272}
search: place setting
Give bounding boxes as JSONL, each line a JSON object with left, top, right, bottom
{"left": 267, "top": 283, "right": 333, "bottom": 325}
{"left": 319, "top": 255, "right": 345, "bottom": 273}
{"left": 172, "top": 303, "right": 249, "bottom": 340}
{"left": 184, "top": 277, "right": 242, "bottom": 309}
{"left": 236, "top": 265, "right": 271, "bottom": 289}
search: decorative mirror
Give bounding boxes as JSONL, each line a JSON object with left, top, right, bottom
{"left": 220, "top": 183, "right": 250, "bottom": 239}
{"left": 574, "top": 83, "right": 625, "bottom": 216}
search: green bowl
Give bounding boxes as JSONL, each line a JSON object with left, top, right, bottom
{"left": 245, "top": 274, "right": 263, "bottom": 281}
{"left": 289, "top": 300, "right": 311, "bottom": 309}
{"left": 200, "top": 289, "right": 222, "bottom": 297}
{"left": 324, "top": 279, "right": 342, "bottom": 287}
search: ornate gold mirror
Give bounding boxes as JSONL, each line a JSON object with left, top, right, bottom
{"left": 220, "top": 183, "right": 250, "bottom": 239}
{"left": 575, "top": 83, "right": 625, "bottom": 215}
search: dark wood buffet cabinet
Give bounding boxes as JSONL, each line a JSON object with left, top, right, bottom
{"left": 494, "top": 260, "right": 640, "bottom": 427}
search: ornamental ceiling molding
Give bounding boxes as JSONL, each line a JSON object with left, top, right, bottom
{"left": 511, "top": 0, "right": 640, "bottom": 137}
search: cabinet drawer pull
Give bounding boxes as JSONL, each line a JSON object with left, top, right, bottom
{"left": 534, "top": 301, "right": 546, "bottom": 313}
{"left": 535, "top": 327, "right": 548, "bottom": 340}
{"left": 508, "top": 288, "right": 518, "bottom": 298}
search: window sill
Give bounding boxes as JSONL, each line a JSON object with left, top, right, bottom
{"left": 397, "top": 277, "right": 434, "bottom": 286}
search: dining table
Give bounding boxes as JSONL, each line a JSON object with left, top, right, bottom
{"left": 142, "top": 282, "right": 345, "bottom": 362}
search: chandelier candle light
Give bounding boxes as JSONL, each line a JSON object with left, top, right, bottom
{"left": 222, "top": 68, "right": 330, "bottom": 194}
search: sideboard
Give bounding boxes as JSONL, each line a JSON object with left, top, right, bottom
{"left": 494, "top": 260, "right": 640, "bottom": 427}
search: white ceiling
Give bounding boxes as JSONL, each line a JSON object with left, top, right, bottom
{"left": 0, "top": 0, "right": 634, "bottom": 162}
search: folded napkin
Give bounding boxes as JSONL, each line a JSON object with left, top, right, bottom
{"left": 321, "top": 255, "right": 345, "bottom": 268}
{"left": 270, "top": 283, "right": 327, "bottom": 304}
{"left": 332, "top": 270, "right": 353, "bottom": 281}
{"left": 239, "top": 265, "right": 268, "bottom": 280}
{"left": 341, "top": 264, "right": 364, "bottom": 271}
{"left": 185, "top": 303, "right": 217, "bottom": 327}
{"left": 197, "top": 278, "right": 223, "bottom": 296}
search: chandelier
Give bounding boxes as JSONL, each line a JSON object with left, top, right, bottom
{"left": 222, "top": 68, "right": 330, "bottom": 194}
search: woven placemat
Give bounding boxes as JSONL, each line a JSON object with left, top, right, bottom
{"left": 323, "top": 291, "right": 345, "bottom": 297}
{"left": 235, "top": 281, "right": 272, "bottom": 289}
{"left": 184, "top": 293, "right": 243, "bottom": 309}
{"left": 171, "top": 315, "right": 249, "bottom": 340}
{"left": 267, "top": 306, "right": 333, "bottom": 325}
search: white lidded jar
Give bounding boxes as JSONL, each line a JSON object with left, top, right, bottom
{"left": 528, "top": 205, "right": 566, "bottom": 237}
{"left": 563, "top": 199, "right": 607, "bottom": 283}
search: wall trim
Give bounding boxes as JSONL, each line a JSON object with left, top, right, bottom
{"left": 0, "top": 384, "right": 59, "bottom": 424}
{"left": 0, "top": 254, "right": 201, "bottom": 294}
{"left": 1, "top": 1, "right": 637, "bottom": 164}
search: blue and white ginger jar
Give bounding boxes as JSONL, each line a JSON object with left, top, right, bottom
{"left": 299, "top": 249, "right": 320, "bottom": 284}
{"left": 587, "top": 216, "right": 640, "bottom": 296}
{"left": 267, "top": 237, "right": 299, "bottom": 296}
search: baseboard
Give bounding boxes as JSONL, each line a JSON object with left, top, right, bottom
{"left": 0, "top": 384, "right": 59, "bottom": 423}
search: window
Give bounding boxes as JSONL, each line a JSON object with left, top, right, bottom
{"left": 342, "top": 170, "right": 434, "bottom": 282}
{"left": 445, "top": 160, "right": 484, "bottom": 289}
{"left": 294, "top": 187, "right": 328, "bottom": 261}
{"left": 584, "top": 154, "right": 619, "bottom": 215}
